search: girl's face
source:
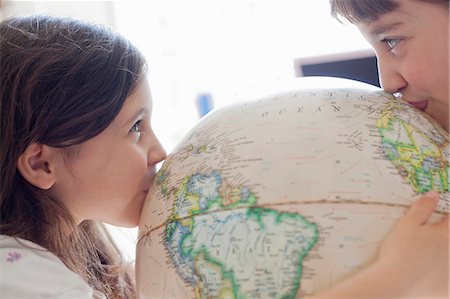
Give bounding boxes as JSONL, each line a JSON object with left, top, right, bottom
{"left": 52, "top": 80, "right": 166, "bottom": 227}
{"left": 358, "top": 0, "right": 449, "bottom": 131}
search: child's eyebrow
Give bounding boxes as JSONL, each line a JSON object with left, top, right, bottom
{"left": 371, "top": 22, "right": 403, "bottom": 38}
{"left": 123, "top": 107, "right": 149, "bottom": 127}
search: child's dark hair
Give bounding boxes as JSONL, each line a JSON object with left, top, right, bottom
{"left": 330, "top": 0, "right": 449, "bottom": 24}
{"left": 0, "top": 15, "right": 146, "bottom": 298}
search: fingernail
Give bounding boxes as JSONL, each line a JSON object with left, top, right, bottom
{"left": 424, "top": 191, "right": 440, "bottom": 199}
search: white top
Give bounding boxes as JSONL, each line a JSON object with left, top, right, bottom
{"left": 0, "top": 235, "right": 94, "bottom": 298}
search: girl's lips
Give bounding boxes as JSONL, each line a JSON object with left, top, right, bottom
{"left": 407, "top": 100, "right": 428, "bottom": 111}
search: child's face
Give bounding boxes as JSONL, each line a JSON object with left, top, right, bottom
{"left": 357, "top": 0, "right": 449, "bottom": 131}
{"left": 53, "top": 79, "right": 167, "bottom": 227}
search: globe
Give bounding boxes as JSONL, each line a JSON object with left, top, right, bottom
{"left": 136, "top": 77, "right": 449, "bottom": 299}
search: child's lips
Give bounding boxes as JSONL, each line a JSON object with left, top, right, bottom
{"left": 407, "top": 100, "right": 429, "bottom": 111}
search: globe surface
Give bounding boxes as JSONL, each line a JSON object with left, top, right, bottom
{"left": 136, "top": 78, "right": 449, "bottom": 299}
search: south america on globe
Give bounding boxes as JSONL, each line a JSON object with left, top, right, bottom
{"left": 136, "top": 77, "right": 449, "bottom": 299}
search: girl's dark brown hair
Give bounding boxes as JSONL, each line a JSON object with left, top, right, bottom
{"left": 330, "top": 0, "right": 449, "bottom": 24}
{"left": 0, "top": 15, "right": 146, "bottom": 298}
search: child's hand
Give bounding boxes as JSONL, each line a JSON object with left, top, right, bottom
{"left": 377, "top": 191, "right": 449, "bottom": 297}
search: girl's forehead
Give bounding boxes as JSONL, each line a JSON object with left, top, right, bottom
{"left": 115, "top": 81, "right": 153, "bottom": 125}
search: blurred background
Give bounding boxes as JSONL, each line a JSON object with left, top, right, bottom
{"left": 0, "top": 0, "right": 376, "bottom": 260}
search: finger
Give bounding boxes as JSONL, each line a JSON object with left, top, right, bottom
{"left": 405, "top": 191, "right": 440, "bottom": 225}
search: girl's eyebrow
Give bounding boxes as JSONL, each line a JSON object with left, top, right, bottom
{"left": 122, "top": 107, "right": 149, "bottom": 127}
{"left": 371, "top": 22, "right": 403, "bottom": 38}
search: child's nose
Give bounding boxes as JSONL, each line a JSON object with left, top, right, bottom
{"left": 377, "top": 58, "right": 407, "bottom": 94}
{"left": 148, "top": 134, "right": 167, "bottom": 166}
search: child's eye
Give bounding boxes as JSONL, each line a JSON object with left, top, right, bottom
{"left": 382, "top": 38, "right": 400, "bottom": 51}
{"left": 130, "top": 120, "right": 143, "bottom": 134}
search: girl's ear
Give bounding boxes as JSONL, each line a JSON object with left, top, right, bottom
{"left": 17, "top": 143, "right": 57, "bottom": 190}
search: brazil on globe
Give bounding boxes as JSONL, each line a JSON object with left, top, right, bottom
{"left": 136, "top": 77, "right": 449, "bottom": 299}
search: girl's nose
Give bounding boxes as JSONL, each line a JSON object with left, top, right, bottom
{"left": 148, "top": 132, "right": 167, "bottom": 166}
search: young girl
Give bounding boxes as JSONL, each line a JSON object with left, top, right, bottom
{"left": 0, "top": 15, "right": 166, "bottom": 298}
{"left": 1, "top": 14, "right": 447, "bottom": 298}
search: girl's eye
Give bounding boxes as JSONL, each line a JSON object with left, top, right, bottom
{"left": 382, "top": 38, "right": 400, "bottom": 51}
{"left": 130, "top": 120, "right": 143, "bottom": 134}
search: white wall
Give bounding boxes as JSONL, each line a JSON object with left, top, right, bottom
{"left": 113, "top": 1, "right": 372, "bottom": 152}
{"left": 0, "top": 1, "right": 116, "bottom": 27}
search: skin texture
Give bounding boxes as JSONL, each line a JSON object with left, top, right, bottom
{"left": 357, "top": 0, "right": 449, "bottom": 131}
{"left": 50, "top": 80, "right": 166, "bottom": 227}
